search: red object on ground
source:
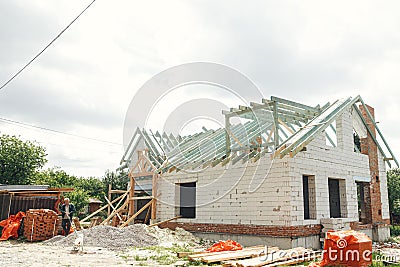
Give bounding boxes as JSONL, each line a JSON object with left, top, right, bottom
{"left": 318, "top": 230, "right": 372, "bottom": 267}
{"left": 206, "top": 239, "right": 243, "bottom": 252}
{"left": 0, "top": 211, "right": 26, "bottom": 241}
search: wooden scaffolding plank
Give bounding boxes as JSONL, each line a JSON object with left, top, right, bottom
{"left": 201, "top": 247, "right": 279, "bottom": 263}
{"left": 80, "top": 192, "right": 127, "bottom": 223}
{"left": 188, "top": 246, "right": 268, "bottom": 260}
{"left": 120, "top": 199, "right": 154, "bottom": 227}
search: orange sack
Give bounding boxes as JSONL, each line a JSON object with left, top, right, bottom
{"left": 0, "top": 211, "right": 26, "bottom": 241}
{"left": 318, "top": 230, "right": 372, "bottom": 267}
{"left": 207, "top": 239, "right": 243, "bottom": 252}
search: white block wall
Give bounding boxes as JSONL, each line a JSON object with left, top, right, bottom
{"left": 156, "top": 106, "right": 390, "bottom": 227}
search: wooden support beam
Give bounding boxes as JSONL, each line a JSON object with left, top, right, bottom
{"left": 271, "top": 144, "right": 286, "bottom": 159}
{"left": 104, "top": 196, "right": 122, "bottom": 220}
{"left": 120, "top": 199, "right": 154, "bottom": 227}
{"left": 129, "top": 196, "right": 154, "bottom": 200}
{"left": 101, "top": 201, "right": 129, "bottom": 225}
{"left": 128, "top": 174, "right": 135, "bottom": 217}
{"left": 278, "top": 118, "right": 295, "bottom": 134}
{"left": 149, "top": 215, "right": 182, "bottom": 227}
{"left": 151, "top": 173, "right": 157, "bottom": 220}
{"left": 80, "top": 192, "right": 127, "bottom": 223}
{"left": 144, "top": 206, "right": 151, "bottom": 224}
{"left": 110, "top": 189, "right": 128, "bottom": 194}
{"left": 108, "top": 184, "right": 112, "bottom": 216}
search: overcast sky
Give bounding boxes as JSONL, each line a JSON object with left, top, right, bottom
{"left": 0, "top": 0, "right": 399, "bottom": 177}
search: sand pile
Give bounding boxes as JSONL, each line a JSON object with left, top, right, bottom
{"left": 146, "top": 226, "right": 200, "bottom": 247}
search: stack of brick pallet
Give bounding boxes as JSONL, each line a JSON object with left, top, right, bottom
{"left": 23, "top": 209, "right": 58, "bottom": 241}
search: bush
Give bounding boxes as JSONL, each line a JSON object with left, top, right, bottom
{"left": 390, "top": 225, "right": 400, "bottom": 236}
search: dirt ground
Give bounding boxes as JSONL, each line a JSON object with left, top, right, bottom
{"left": 0, "top": 225, "right": 210, "bottom": 266}
{"left": 0, "top": 240, "right": 130, "bottom": 266}
{"left": 0, "top": 239, "right": 208, "bottom": 267}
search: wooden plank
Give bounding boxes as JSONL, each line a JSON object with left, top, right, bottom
{"left": 128, "top": 174, "right": 135, "bottom": 216}
{"left": 100, "top": 201, "right": 128, "bottom": 225}
{"left": 234, "top": 247, "right": 312, "bottom": 267}
{"left": 128, "top": 196, "right": 154, "bottom": 200}
{"left": 262, "top": 252, "right": 321, "bottom": 267}
{"left": 80, "top": 192, "right": 126, "bottom": 223}
{"left": 148, "top": 215, "right": 182, "bottom": 227}
{"left": 278, "top": 118, "right": 295, "bottom": 134}
{"left": 108, "top": 184, "right": 112, "bottom": 216}
{"left": 271, "top": 144, "right": 286, "bottom": 159}
{"left": 151, "top": 173, "right": 157, "bottom": 220}
{"left": 104, "top": 196, "right": 122, "bottom": 220}
{"left": 144, "top": 205, "right": 151, "bottom": 224}
{"left": 201, "top": 247, "right": 279, "bottom": 263}
{"left": 188, "top": 246, "right": 270, "bottom": 260}
{"left": 131, "top": 172, "right": 155, "bottom": 177}
{"left": 120, "top": 199, "right": 154, "bottom": 227}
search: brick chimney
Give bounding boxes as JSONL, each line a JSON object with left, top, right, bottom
{"left": 359, "top": 104, "right": 385, "bottom": 224}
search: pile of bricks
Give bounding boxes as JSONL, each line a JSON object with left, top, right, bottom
{"left": 23, "top": 209, "right": 58, "bottom": 241}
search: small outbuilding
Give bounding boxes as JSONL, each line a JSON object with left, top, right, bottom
{"left": 0, "top": 184, "right": 73, "bottom": 220}
{"left": 87, "top": 198, "right": 103, "bottom": 214}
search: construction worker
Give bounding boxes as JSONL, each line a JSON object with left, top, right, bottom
{"left": 60, "top": 198, "right": 76, "bottom": 236}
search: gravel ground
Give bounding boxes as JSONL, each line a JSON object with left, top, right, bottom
{"left": 0, "top": 225, "right": 207, "bottom": 267}
{"left": 0, "top": 241, "right": 128, "bottom": 267}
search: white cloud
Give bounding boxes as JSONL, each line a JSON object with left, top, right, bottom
{"left": 0, "top": 0, "right": 399, "bottom": 176}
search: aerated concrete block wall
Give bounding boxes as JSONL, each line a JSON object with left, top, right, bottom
{"left": 156, "top": 155, "right": 294, "bottom": 226}
{"left": 155, "top": 106, "right": 390, "bottom": 243}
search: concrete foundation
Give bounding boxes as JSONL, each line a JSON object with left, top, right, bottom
{"left": 372, "top": 225, "right": 390, "bottom": 242}
{"left": 192, "top": 232, "right": 321, "bottom": 250}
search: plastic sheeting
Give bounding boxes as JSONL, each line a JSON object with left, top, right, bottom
{"left": 0, "top": 211, "right": 25, "bottom": 241}
{"left": 206, "top": 239, "right": 243, "bottom": 252}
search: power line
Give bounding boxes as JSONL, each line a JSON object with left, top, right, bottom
{"left": 0, "top": 116, "right": 122, "bottom": 146}
{"left": 0, "top": 0, "right": 97, "bottom": 91}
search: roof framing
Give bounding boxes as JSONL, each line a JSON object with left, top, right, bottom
{"left": 119, "top": 95, "right": 398, "bottom": 173}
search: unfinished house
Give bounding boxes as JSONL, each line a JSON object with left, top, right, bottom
{"left": 120, "top": 96, "right": 398, "bottom": 249}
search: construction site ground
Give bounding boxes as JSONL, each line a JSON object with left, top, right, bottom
{"left": 0, "top": 240, "right": 208, "bottom": 267}
{"left": 0, "top": 225, "right": 213, "bottom": 267}
{"left": 2, "top": 225, "right": 400, "bottom": 266}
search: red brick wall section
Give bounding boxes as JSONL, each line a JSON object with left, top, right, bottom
{"left": 359, "top": 104, "right": 385, "bottom": 224}
{"left": 350, "top": 220, "right": 390, "bottom": 231}
{"left": 159, "top": 222, "right": 322, "bottom": 237}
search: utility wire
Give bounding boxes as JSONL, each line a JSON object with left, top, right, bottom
{"left": 0, "top": 0, "right": 97, "bottom": 91}
{"left": 0, "top": 116, "right": 122, "bottom": 146}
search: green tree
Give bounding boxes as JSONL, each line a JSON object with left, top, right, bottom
{"left": 102, "top": 169, "right": 129, "bottom": 199}
{"left": 387, "top": 168, "right": 400, "bottom": 215}
{"left": 76, "top": 176, "right": 105, "bottom": 200}
{"left": 65, "top": 188, "right": 90, "bottom": 215}
{"left": 0, "top": 134, "right": 47, "bottom": 185}
{"left": 31, "top": 167, "right": 78, "bottom": 188}
{"left": 31, "top": 167, "right": 106, "bottom": 216}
